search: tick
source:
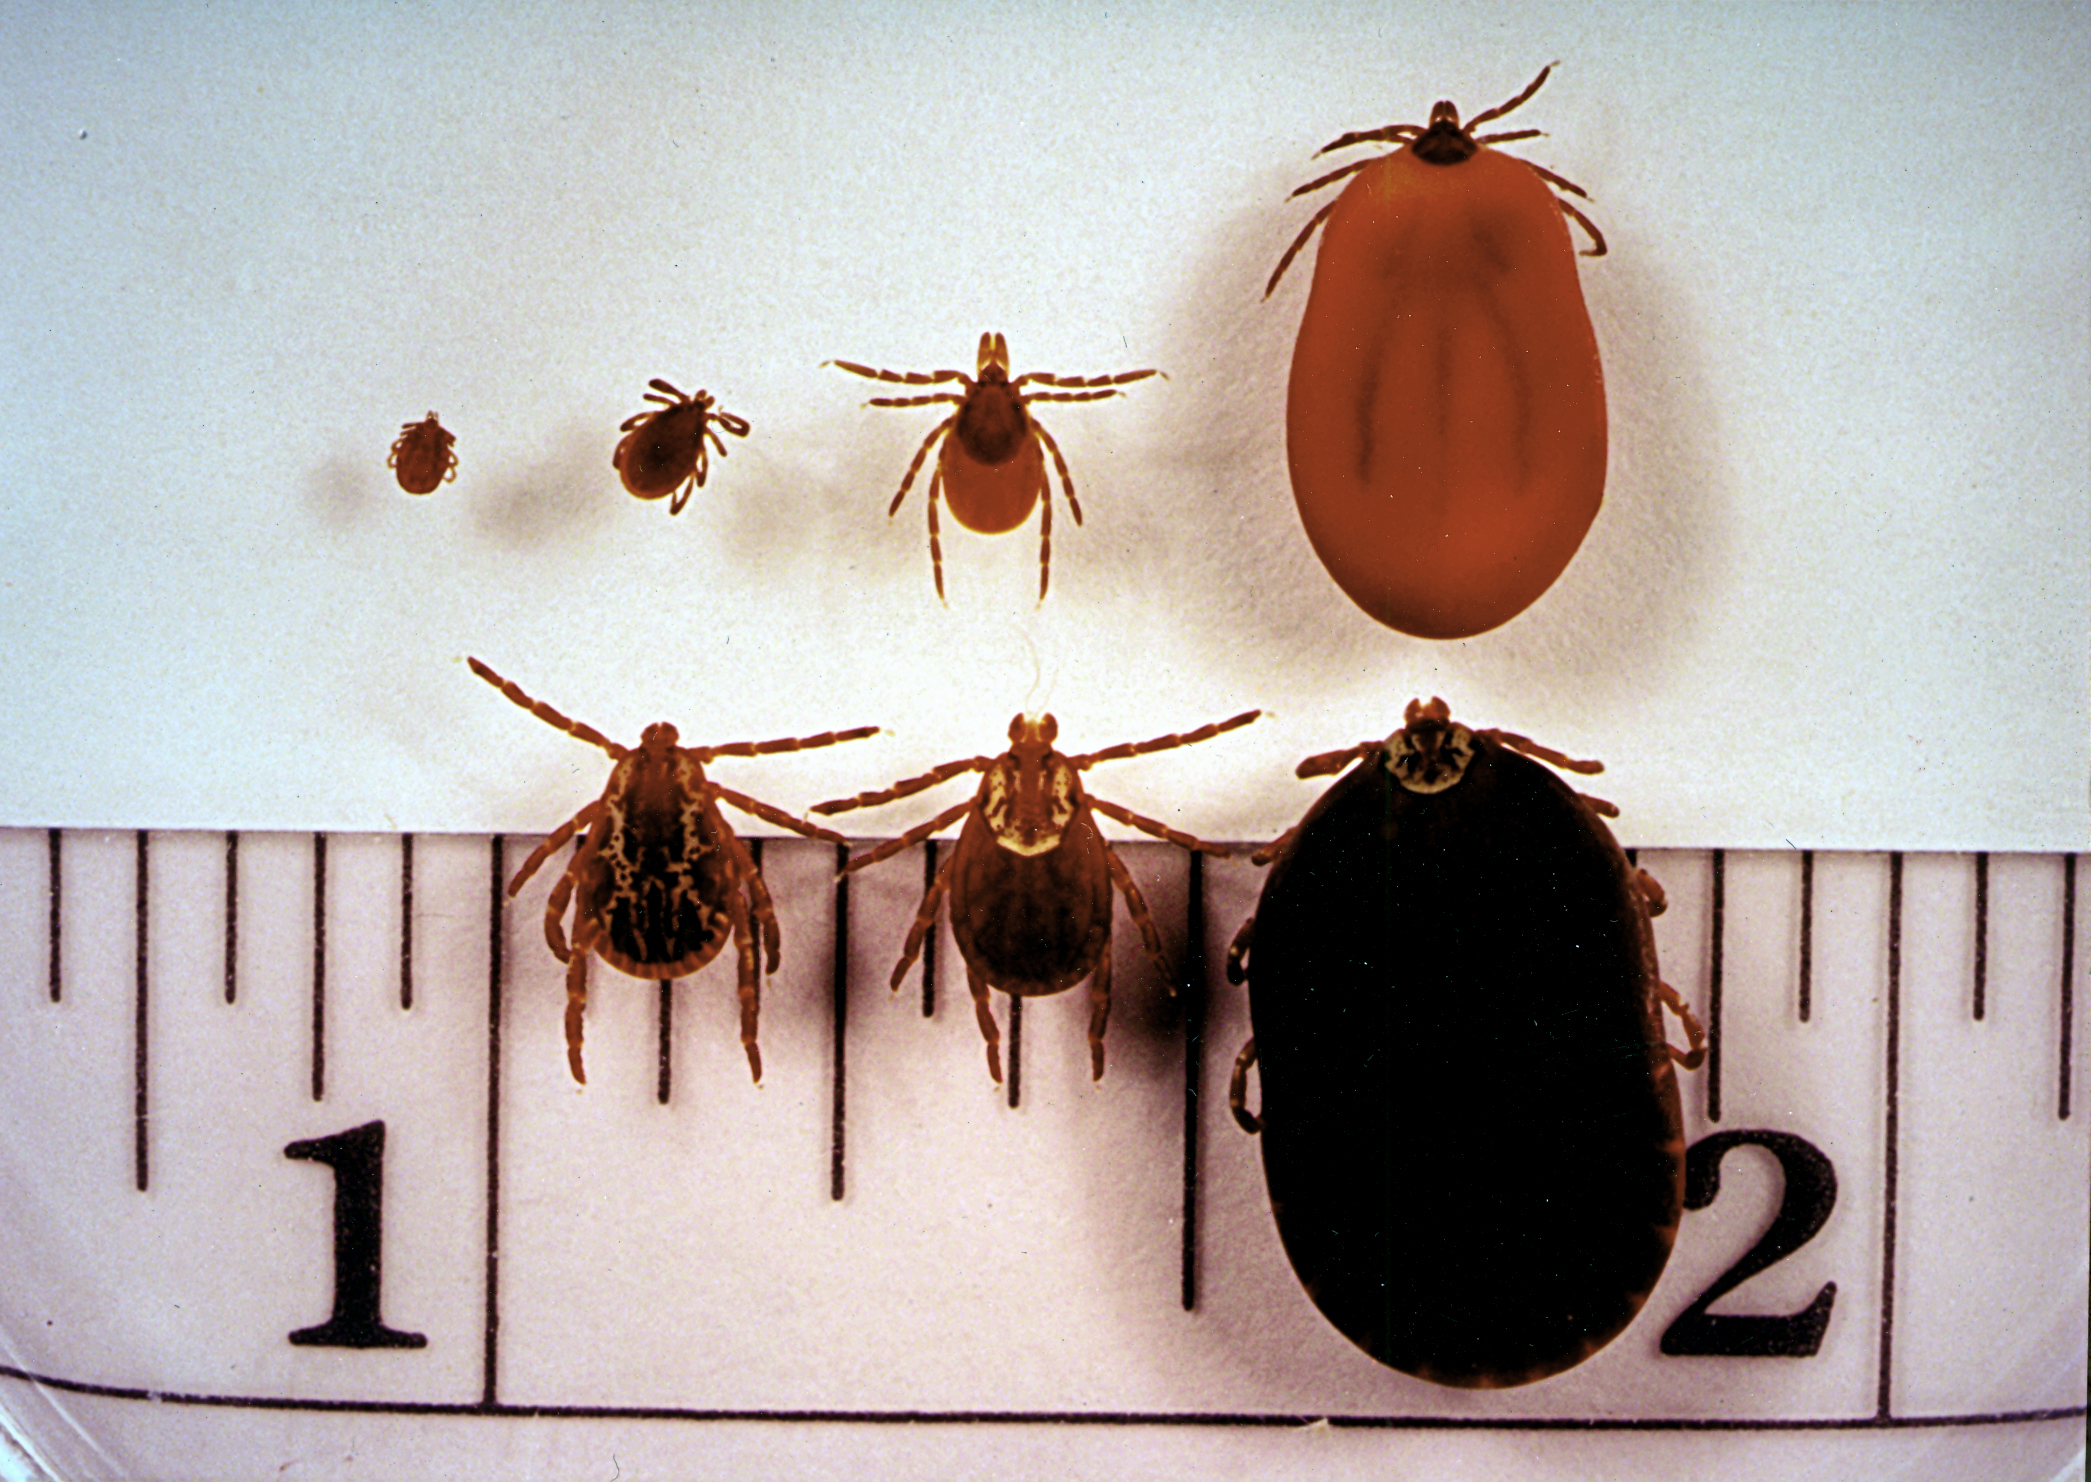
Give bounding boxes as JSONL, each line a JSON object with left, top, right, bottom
{"left": 1269, "top": 66, "right": 1608, "bottom": 639}
{"left": 388, "top": 411, "right": 457, "bottom": 495}
{"left": 1227, "top": 698, "right": 1704, "bottom": 1386}
{"left": 612, "top": 378, "right": 751, "bottom": 515}
{"left": 812, "top": 707, "right": 1257, "bottom": 1083}
{"left": 827, "top": 332, "right": 1158, "bottom": 600}
{"left": 469, "top": 657, "right": 877, "bottom": 1085}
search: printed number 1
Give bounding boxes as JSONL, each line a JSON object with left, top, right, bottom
{"left": 284, "top": 1121, "right": 427, "bottom": 1350}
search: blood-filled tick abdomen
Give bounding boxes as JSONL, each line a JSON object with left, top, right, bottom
{"left": 1286, "top": 146, "right": 1606, "bottom": 639}
{"left": 1243, "top": 722, "right": 1683, "bottom": 1386}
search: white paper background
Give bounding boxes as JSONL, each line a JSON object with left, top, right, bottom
{"left": 0, "top": 0, "right": 2085, "bottom": 850}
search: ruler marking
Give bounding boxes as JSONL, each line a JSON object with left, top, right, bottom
{"left": 311, "top": 834, "right": 327, "bottom": 1103}
{"left": 1972, "top": 851, "right": 1988, "bottom": 1022}
{"left": 1006, "top": 993, "right": 1023, "bottom": 1110}
{"left": 0, "top": 1360, "right": 2078, "bottom": 1429}
{"left": 1180, "top": 850, "right": 1206, "bottom": 1312}
{"left": 224, "top": 831, "right": 239, "bottom": 1005}
{"left": 920, "top": 840, "right": 937, "bottom": 1018}
{"left": 133, "top": 830, "right": 149, "bottom": 1194}
{"left": 1798, "top": 849, "right": 1814, "bottom": 1024}
{"left": 1706, "top": 849, "right": 1725, "bottom": 1124}
{"left": 1877, "top": 851, "right": 1904, "bottom": 1420}
{"left": 2061, "top": 853, "right": 2076, "bottom": 1123}
{"left": 400, "top": 833, "right": 414, "bottom": 1012}
{"left": 46, "top": 828, "right": 60, "bottom": 1004}
{"left": 829, "top": 840, "right": 848, "bottom": 1202}
{"left": 484, "top": 835, "right": 504, "bottom": 1408}
{"left": 656, "top": 980, "right": 674, "bottom": 1106}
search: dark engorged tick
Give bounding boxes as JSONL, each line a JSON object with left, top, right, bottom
{"left": 1227, "top": 697, "right": 1704, "bottom": 1387}
{"left": 813, "top": 708, "right": 1257, "bottom": 1083}
{"left": 388, "top": 412, "right": 457, "bottom": 495}
{"left": 469, "top": 657, "right": 876, "bottom": 1085}
{"left": 612, "top": 378, "right": 751, "bottom": 516}
{"left": 1269, "top": 66, "right": 1608, "bottom": 639}
{"left": 826, "top": 332, "right": 1159, "bottom": 600}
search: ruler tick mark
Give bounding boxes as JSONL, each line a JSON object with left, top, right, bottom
{"left": 2061, "top": 854, "right": 2076, "bottom": 1122}
{"left": 484, "top": 835, "right": 504, "bottom": 1407}
{"left": 1877, "top": 850, "right": 1904, "bottom": 1420}
{"left": 828, "top": 839, "right": 848, "bottom": 1202}
{"left": 224, "top": 831, "right": 239, "bottom": 1005}
{"left": 400, "top": 833, "right": 414, "bottom": 1012}
{"left": 1972, "top": 851, "right": 1988, "bottom": 1022}
{"left": 134, "top": 830, "right": 149, "bottom": 1193}
{"left": 1706, "top": 850, "right": 1725, "bottom": 1123}
{"left": 312, "top": 833, "right": 327, "bottom": 1103}
{"left": 47, "top": 828, "right": 61, "bottom": 1004}
{"left": 921, "top": 839, "right": 938, "bottom": 1018}
{"left": 1798, "top": 849, "right": 1814, "bottom": 1024}
{"left": 1180, "top": 850, "right": 1205, "bottom": 1312}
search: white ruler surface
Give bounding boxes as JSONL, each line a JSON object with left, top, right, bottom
{"left": 0, "top": 829, "right": 2081, "bottom": 1481}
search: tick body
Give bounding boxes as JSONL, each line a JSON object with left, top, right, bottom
{"left": 388, "top": 411, "right": 457, "bottom": 495}
{"left": 815, "top": 708, "right": 1256, "bottom": 1083}
{"left": 613, "top": 378, "right": 750, "bottom": 515}
{"left": 1271, "top": 67, "right": 1607, "bottom": 639}
{"left": 469, "top": 657, "right": 876, "bottom": 1085}
{"left": 828, "top": 332, "right": 1158, "bottom": 600}
{"left": 1229, "top": 698, "right": 1703, "bottom": 1386}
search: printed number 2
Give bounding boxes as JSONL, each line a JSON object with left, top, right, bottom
{"left": 1661, "top": 1129, "right": 1838, "bottom": 1358}
{"left": 284, "top": 1121, "right": 427, "bottom": 1350}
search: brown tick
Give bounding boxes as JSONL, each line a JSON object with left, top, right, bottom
{"left": 612, "top": 378, "right": 751, "bottom": 515}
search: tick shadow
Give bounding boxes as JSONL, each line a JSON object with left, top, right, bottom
{"left": 469, "top": 419, "right": 622, "bottom": 552}
{"left": 301, "top": 448, "right": 389, "bottom": 530}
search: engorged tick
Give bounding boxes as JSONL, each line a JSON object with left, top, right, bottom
{"left": 469, "top": 657, "right": 877, "bottom": 1085}
{"left": 827, "top": 332, "right": 1159, "bottom": 600}
{"left": 612, "top": 378, "right": 750, "bottom": 515}
{"left": 812, "top": 708, "right": 1256, "bottom": 1084}
{"left": 1226, "top": 697, "right": 1705, "bottom": 1386}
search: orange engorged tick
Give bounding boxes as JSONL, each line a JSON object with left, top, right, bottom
{"left": 388, "top": 412, "right": 457, "bottom": 495}
{"left": 612, "top": 378, "right": 750, "bottom": 516}
{"left": 1270, "top": 66, "right": 1608, "bottom": 640}
{"left": 827, "top": 332, "right": 1158, "bottom": 601}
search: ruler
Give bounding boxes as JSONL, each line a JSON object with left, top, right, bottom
{"left": 0, "top": 829, "right": 2081, "bottom": 1480}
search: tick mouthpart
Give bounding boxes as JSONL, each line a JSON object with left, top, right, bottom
{"left": 1005, "top": 713, "right": 1059, "bottom": 748}
{"left": 639, "top": 722, "right": 681, "bottom": 752}
{"left": 1411, "top": 103, "right": 1480, "bottom": 166}
{"left": 1387, "top": 698, "right": 1475, "bottom": 794}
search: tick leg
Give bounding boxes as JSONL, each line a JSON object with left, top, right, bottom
{"left": 1228, "top": 1037, "right": 1261, "bottom": 1134}
{"left": 721, "top": 822, "right": 781, "bottom": 973}
{"left": 1014, "top": 367, "right": 1160, "bottom": 392}
{"left": 1286, "top": 155, "right": 1374, "bottom": 199}
{"left": 1102, "top": 842, "right": 1166, "bottom": 974}
{"left": 885, "top": 418, "right": 954, "bottom": 518}
{"left": 835, "top": 799, "right": 976, "bottom": 876}
{"left": 887, "top": 848, "right": 955, "bottom": 992}
{"left": 1224, "top": 914, "right": 1255, "bottom": 985}
{"left": 468, "top": 658, "right": 624, "bottom": 758}
{"left": 1265, "top": 196, "right": 1340, "bottom": 298}
{"left": 1576, "top": 791, "right": 1621, "bottom": 818}
{"left": 826, "top": 360, "right": 970, "bottom": 390}
{"left": 696, "top": 725, "right": 882, "bottom": 762}
{"left": 1089, "top": 796, "right": 1233, "bottom": 856}
{"left": 867, "top": 393, "right": 966, "bottom": 409}
{"left": 927, "top": 464, "right": 947, "bottom": 603}
{"left": 1087, "top": 936, "right": 1113, "bottom": 1081}
{"left": 968, "top": 965, "right": 1004, "bottom": 1085}
{"left": 729, "top": 882, "right": 762, "bottom": 1083}
{"left": 1477, "top": 727, "right": 1604, "bottom": 776}
{"left": 564, "top": 948, "right": 590, "bottom": 1085}
{"left": 1070, "top": 709, "right": 1261, "bottom": 769}
{"left": 1032, "top": 423, "right": 1082, "bottom": 525}
{"left": 1658, "top": 979, "right": 1708, "bottom": 1071}
{"left": 1635, "top": 868, "right": 1669, "bottom": 917}
{"left": 543, "top": 866, "right": 578, "bottom": 963}
{"left": 1554, "top": 196, "right": 1609, "bottom": 257}
{"left": 712, "top": 408, "right": 751, "bottom": 439}
{"left": 1464, "top": 63, "right": 1554, "bottom": 131}
{"left": 1249, "top": 827, "right": 1299, "bottom": 867}
{"left": 669, "top": 476, "right": 697, "bottom": 516}
{"left": 1294, "top": 741, "right": 1380, "bottom": 779}
{"left": 509, "top": 801, "right": 601, "bottom": 896}
{"left": 814, "top": 758, "right": 991, "bottom": 818}
{"left": 711, "top": 783, "right": 853, "bottom": 846}
{"left": 1313, "top": 120, "right": 1419, "bottom": 155}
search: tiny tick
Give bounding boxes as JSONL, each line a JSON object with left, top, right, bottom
{"left": 612, "top": 378, "right": 751, "bottom": 515}
{"left": 813, "top": 707, "right": 1257, "bottom": 1083}
{"left": 827, "top": 332, "right": 1158, "bottom": 600}
{"left": 1228, "top": 698, "right": 1703, "bottom": 1386}
{"left": 1270, "top": 66, "right": 1608, "bottom": 639}
{"left": 388, "top": 411, "right": 457, "bottom": 495}
{"left": 470, "top": 657, "right": 877, "bottom": 1085}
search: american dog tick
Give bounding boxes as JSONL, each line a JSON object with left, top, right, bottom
{"left": 1228, "top": 698, "right": 1703, "bottom": 1386}
{"left": 827, "top": 332, "right": 1158, "bottom": 600}
{"left": 1270, "top": 66, "right": 1608, "bottom": 639}
{"left": 469, "top": 657, "right": 876, "bottom": 1085}
{"left": 388, "top": 411, "right": 457, "bottom": 495}
{"left": 612, "top": 378, "right": 751, "bottom": 515}
{"left": 813, "top": 708, "right": 1257, "bottom": 1083}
